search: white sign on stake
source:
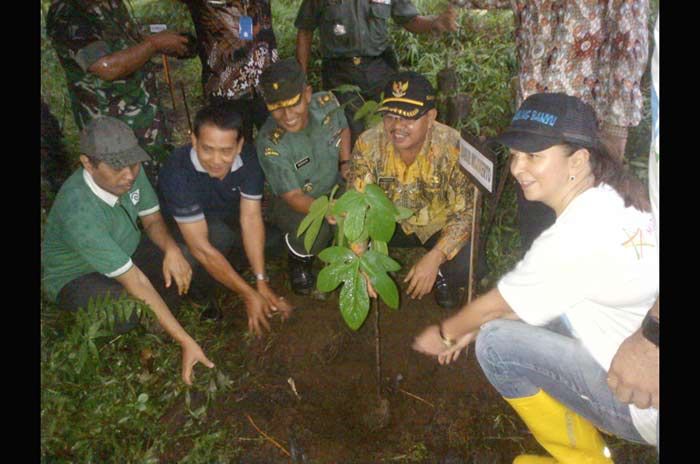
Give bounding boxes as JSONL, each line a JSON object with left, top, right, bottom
{"left": 149, "top": 24, "right": 168, "bottom": 33}
{"left": 459, "top": 137, "right": 494, "bottom": 194}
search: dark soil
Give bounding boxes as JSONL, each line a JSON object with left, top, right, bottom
{"left": 159, "top": 269, "right": 658, "bottom": 463}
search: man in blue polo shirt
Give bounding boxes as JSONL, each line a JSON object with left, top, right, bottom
{"left": 158, "top": 104, "right": 293, "bottom": 337}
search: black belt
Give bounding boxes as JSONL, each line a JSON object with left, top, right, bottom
{"left": 325, "top": 55, "right": 384, "bottom": 66}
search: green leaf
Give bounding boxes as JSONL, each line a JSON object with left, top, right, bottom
{"left": 395, "top": 206, "right": 414, "bottom": 221}
{"left": 366, "top": 206, "right": 396, "bottom": 242}
{"left": 331, "top": 84, "right": 362, "bottom": 95}
{"left": 344, "top": 201, "right": 368, "bottom": 242}
{"left": 317, "top": 261, "right": 354, "bottom": 292}
{"left": 364, "top": 184, "right": 396, "bottom": 214}
{"left": 372, "top": 240, "right": 388, "bottom": 255}
{"left": 297, "top": 195, "right": 329, "bottom": 238}
{"left": 331, "top": 190, "right": 364, "bottom": 215}
{"left": 363, "top": 249, "right": 401, "bottom": 272}
{"left": 318, "top": 246, "right": 356, "bottom": 264}
{"left": 303, "top": 215, "right": 324, "bottom": 254}
{"left": 137, "top": 393, "right": 149, "bottom": 403}
{"left": 338, "top": 261, "right": 369, "bottom": 330}
{"left": 360, "top": 251, "right": 400, "bottom": 308}
{"left": 353, "top": 100, "right": 379, "bottom": 121}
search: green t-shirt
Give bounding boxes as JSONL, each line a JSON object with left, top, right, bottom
{"left": 256, "top": 91, "right": 348, "bottom": 198}
{"left": 42, "top": 167, "right": 160, "bottom": 301}
{"left": 294, "top": 0, "right": 418, "bottom": 58}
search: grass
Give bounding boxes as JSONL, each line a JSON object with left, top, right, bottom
{"left": 40, "top": 0, "right": 658, "bottom": 461}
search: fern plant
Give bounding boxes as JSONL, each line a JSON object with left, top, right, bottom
{"left": 297, "top": 184, "right": 412, "bottom": 330}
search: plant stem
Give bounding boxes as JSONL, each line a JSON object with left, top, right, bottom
{"left": 374, "top": 298, "right": 381, "bottom": 400}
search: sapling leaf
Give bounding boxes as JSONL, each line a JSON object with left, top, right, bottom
{"left": 331, "top": 190, "right": 363, "bottom": 215}
{"left": 344, "top": 201, "right": 368, "bottom": 242}
{"left": 372, "top": 240, "right": 389, "bottom": 255}
{"left": 359, "top": 254, "right": 399, "bottom": 309}
{"left": 339, "top": 261, "right": 370, "bottom": 330}
{"left": 331, "top": 84, "right": 362, "bottom": 94}
{"left": 364, "top": 183, "right": 396, "bottom": 214}
{"left": 318, "top": 246, "right": 356, "bottom": 263}
{"left": 366, "top": 206, "right": 396, "bottom": 242}
{"left": 297, "top": 195, "right": 329, "bottom": 238}
{"left": 395, "top": 206, "right": 414, "bottom": 221}
{"left": 304, "top": 215, "right": 324, "bottom": 253}
{"left": 364, "top": 249, "right": 401, "bottom": 272}
{"left": 317, "top": 261, "right": 354, "bottom": 292}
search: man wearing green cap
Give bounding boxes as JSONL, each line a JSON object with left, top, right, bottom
{"left": 256, "top": 58, "right": 351, "bottom": 295}
{"left": 42, "top": 117, "right": 214, "bottom": 386}
{"left": 349, "top": 71, "right": 481, "bottom": 309}
{"left": 294, "top": 0, "right": 457, "bottom": 143}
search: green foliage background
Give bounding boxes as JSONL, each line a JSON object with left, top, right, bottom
{"left": 40, "top": 0, "right": 659, "bottom": 461}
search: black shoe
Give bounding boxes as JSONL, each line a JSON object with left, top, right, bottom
{"left": 288, "top": 251, "right": 315, "bottom": 295}
{"left": 434, "top": 273, "right": 460, "bottom": 309}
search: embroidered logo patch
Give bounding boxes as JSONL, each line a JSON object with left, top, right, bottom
{"left": 130, "top": 189, "right": 140, "bottom": 205}
{"left": 392, "top": 80, "right": 408, "bottom": 98}
{"left": 295, "top": 156, "right": 311, "bottom": 170}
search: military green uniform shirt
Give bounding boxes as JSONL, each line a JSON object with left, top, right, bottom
{"left": 294, "top": 0, "right": 418, "bottom": 58}
{"left": 256, "top": 91, "right": 348, "bottom": 197}
{"left": 46, "top": 0, "right": 170, "bottom": 164}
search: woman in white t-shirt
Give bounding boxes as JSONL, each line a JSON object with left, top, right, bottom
{"left": 413, "top": 93, "right": 659, "bottom": 462}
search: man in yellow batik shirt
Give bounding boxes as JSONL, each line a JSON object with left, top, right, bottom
{"left": 349, "top": 71, "right": 486, "bottom": 309}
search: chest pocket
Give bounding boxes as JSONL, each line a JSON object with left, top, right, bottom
{"left": 369, "top": 3, "right": 391, "bottom": 19}
{"left": 420, "top": 174, "right": 443, "bottom": 203}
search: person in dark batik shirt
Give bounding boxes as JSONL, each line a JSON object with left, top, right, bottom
{"left": 181, "top": 0, "right": 278, "bottom": 142}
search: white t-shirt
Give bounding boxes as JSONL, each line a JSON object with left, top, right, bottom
{"left": 498, "top": 184, "right": 659, "bottom": 444}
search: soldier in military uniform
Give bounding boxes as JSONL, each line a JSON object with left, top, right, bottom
{"left": 46, "top": 0, "right": 190, "bottom": 181}
{"left": 349, "top": 71, "right": 484, "bottom": 309}
{"left": 256, "top": 59, "right": 351, "bottom": 295}
{"left": 295, "top": 0, "right": 457, "bottom": 144}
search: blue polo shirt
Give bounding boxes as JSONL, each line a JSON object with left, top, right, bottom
{"left": 157, "top": 143, "right": 264, "bottom": 223}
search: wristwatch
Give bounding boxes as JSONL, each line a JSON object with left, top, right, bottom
{"left": 641, "top": 313, "right": 660, "bottom": 347}
{"left": 255, "top": 273, "right": 270, "bottom": 282}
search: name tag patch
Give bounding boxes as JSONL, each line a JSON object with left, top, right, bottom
{"left": 377, "top": 176, "right": 396, "bottom": 187}
{"left": 333, "top": 24, "right": 347, "bottom": 36}
{"left": 295, "top": 157, "right": 311, "bottom": 170}
{"left": 371, "top": 0, "right": 391, "bottom": 4}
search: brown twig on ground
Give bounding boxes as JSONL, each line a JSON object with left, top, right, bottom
{"left": 245, "top": 413, "right": 291, "bottom": 457}
{"left": 398, "top": 388, "right": 435, "bottom": 408}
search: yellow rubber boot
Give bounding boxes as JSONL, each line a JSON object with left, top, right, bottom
{"left": 505, "top": 390, "right": 613, "bottom": 464}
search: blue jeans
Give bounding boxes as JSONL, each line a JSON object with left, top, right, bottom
{"left": 475, "top": 319, "right": 649, "bottom": 445}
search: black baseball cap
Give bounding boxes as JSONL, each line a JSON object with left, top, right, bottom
{"left": 491, "top": 93, "right": 599, "bottom": 153}
{"left": 377, "top": 71, "right": 436, "bottom": 120}
{"left": 79, "top": 117, "right": 151, "bottom": 169}
{"left": 260, "top": 58, "right": 307, "bottom": 111}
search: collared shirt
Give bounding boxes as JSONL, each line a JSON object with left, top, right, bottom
{"left": 349, "top": 121, "right": 475, "bottom": 260}
{"left": 294, "top": 0, "right": 418, "bottom": 59}
{"left": 181, "top": 0, "right": 279, "bottom": 100}
{"left": 256, "top": 91, "right": 348, "bottom": 197}
{"left": 462, "top": 0, "right": 648, "bottom": 127}
{"left": 42, "top": 167, "right": 160, "bottom": 301}
{"left": 157, "top": 143, "right": 264, "bottom": 223}
{"left": 46, "top": 0, "right": 168, "bottom": 148}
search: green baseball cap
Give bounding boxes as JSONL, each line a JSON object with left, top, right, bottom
{"left": 79, "top": 117, "right": 151, "bottom": 169}
{"left": 260, "top": 58, "right": 307, "bottom": 111}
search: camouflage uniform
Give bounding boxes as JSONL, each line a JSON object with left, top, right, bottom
{"left": 46, "top": 0, "right": 171, "bottom": 180}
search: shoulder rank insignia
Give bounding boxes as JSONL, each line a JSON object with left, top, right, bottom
{"left": 317, "top": 93, "right": 333, "bottom": 107}
{"left": 269, "top": 127, "right": 285, "bottom": 145}
{"left": 264, "top": 147, "right": 279, "bottom": 157}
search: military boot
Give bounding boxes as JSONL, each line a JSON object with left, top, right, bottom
{"left": 288, "top": 251, "right": 315, "bottom": 295}
{"left": 434, "top": 270, "right": 460, "bottom": 309}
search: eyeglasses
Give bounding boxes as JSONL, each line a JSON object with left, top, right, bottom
{"left": 382, "top": 114, "right": 417, "bottom": 128}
